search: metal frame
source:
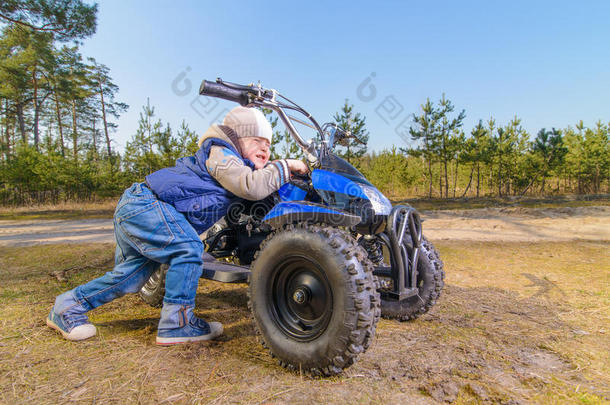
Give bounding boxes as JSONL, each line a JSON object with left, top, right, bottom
{"left": 374, "top": 205, "right": 423, "bottom": 301}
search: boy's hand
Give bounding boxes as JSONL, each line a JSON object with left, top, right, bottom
{"left": 286, "top": 159, "right": 309, "bottom": 175}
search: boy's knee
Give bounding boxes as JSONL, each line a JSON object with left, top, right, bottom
{"left": 171, "top": 241, "right": 205, "bottom": 265}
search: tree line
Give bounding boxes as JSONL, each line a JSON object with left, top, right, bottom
{"left": 0, "top": 1, "right": 199, "bottom": 205}
{"left": 0, "top": 1, "right": 607, "bottom": 206}
{"left": 271, "top": 96, "right": 609, "bottom": 200}
{"left": 0, "top": 0, "right": 130, "bottom": 203}
{"left": 396, "top": 96, "right": 609, "bottom": 199}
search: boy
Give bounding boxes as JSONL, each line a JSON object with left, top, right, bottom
{"left": 47, "top": 106, "right": 309, "bottom": 345}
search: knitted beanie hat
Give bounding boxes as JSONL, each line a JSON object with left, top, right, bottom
{"left": 222, "top": 106, "right": 273, "bottom": 142}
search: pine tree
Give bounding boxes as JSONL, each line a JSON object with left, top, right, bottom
{"left": 468, "top": 120, "right": 492, "bottom": 197}
{"left": 125, "top": 99, "right": 162, "bottom": 178}
{"left": 406, "top": 98, "right": 438, "bottom": 198}
{"left": 61, "top": 47, "right": 90, "bottom": 161}
{"left": 435, "top": 94, "right": 465, "bottom": 198}
{"left": 332, "top": 99, "right": 369, "bottom": 164}
{"left": 175, "top": 120, "right": 198, "bottom": 156}
{"left": 525, "top": 128, "right": 567, "bottom": 194}
{"left": 23, "top": 30, "right": 54, "bottom": 149}
{"left": 564, "top": 122, "right": 586, "bottom": 193}
{"left": 44, "top": 44, "right": 74, "bottom": 156}
{"left": 491, "top": 117, "right": 529, "bottom": 196}
{"left": 0, "top": 25, "right": 36, "bottom": 144}
{"left": 582, "top": 121, "right": 609, "bottom": 193}
{"left": 0, "top": 0, "right": 98, "bottom": 42}
{"left": 449, "top": 129, "right": 467, "bottom": 197}
{"left": 86, "top": 57, "right": 128, "bottom": 167}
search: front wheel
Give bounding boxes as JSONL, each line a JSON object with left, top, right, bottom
{"left": 379, "top": 237, "right": 444, "bottom": 321}
{"left": 249, "top": 223, "right": 380, "bottom": 376}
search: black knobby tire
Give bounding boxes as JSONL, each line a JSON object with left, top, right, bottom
{"left": 380, "top": 237, "right": 444, "bottom": 321}
{"left": 139, "top": 264, "right": 168, "bottom": 308}
{"left": 249, "top": 223, "right": 380, "bottom": 376}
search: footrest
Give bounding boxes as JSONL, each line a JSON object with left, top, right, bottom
{"left": 201, "top": 261, "right": 250, "bottom": 283}
{"left": 380, "top": 288, "right": 419, "bottom": 301}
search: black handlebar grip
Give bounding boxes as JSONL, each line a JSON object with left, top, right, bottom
{"left": 199, "top": 80, "right": 250, "bottom": 106}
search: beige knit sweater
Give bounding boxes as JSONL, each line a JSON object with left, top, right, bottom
{"left": 199, "top": 125, "right": 291, "bottom": 201}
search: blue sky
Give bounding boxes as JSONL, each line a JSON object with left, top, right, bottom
{"left": 80, "top": 1, "right": 609, "bottom": 152}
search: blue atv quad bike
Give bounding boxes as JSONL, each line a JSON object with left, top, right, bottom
{"left": 139, "top": 79, "right": 445, "bottom": 376}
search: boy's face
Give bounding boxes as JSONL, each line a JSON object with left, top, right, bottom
{"left": 237, "top": 136, "right": 271, "bottom": 169}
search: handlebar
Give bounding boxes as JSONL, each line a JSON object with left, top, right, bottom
{"left": 199, "top": 80, "right": 251, "bottom": 106}
{"left": 198, "top": 78, "right": 323, "bottom": 167}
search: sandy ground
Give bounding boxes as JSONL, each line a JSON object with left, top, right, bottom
{"left": 0, "top": 218, "right": 114, "bottom": 247}
{"left": 0, "top": 206, "right": 608, "bottom": 247}
{"left": 422, "top": 205, "right": 610, "bottom": 242}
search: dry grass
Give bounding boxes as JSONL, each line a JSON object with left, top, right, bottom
{"left": 0, "top": 241, "right": 608, "bottom": 404}
{"left": 396, "top": 194, "right": 610, "bottom": 211}
{"left": 0, "top": 200, "right": 117, "bottom": 220}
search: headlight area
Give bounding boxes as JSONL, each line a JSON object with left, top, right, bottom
{"left": 359, "top": 184, "right": 392, "bottom": 215}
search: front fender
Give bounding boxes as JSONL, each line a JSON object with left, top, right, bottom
{"left": 262, "top": 201, "right": 361, "bottom": 229}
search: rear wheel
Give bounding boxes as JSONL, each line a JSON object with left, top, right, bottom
{"left": 379, "top": 237, "right": 444, "bottom": 321}
{"left": 139, "top": 264, "right": 168, "bottom": 308}
{"left": 249, "top": 223, "right": 380, "bottom": 376}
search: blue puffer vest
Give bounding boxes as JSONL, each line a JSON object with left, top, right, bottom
{"left": 145, "top": 138, "right": 255, "bottom": 234}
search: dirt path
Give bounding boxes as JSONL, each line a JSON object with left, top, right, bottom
{"left": 422, "top": 205, "right": 610, "bottom": 242}
{"left": 0, "top": 218, "right": 114, "bottom": 246}
{"left": 0, "top": 206, "right": 608, "bottom": 247}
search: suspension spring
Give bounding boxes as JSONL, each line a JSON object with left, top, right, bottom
{"left": 362, "top": 235, "right": 384, "bottom": 266}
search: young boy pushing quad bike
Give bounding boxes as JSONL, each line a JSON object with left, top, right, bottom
{"left": 50, "top": 78, "right": 445, "bottom": 376}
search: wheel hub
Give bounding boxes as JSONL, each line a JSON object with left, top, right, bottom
{"left": 270, "top": 256, "right": 333, "bottom": 341}
{"left": 292, "top": 287, "right": 310, "bottom": 304}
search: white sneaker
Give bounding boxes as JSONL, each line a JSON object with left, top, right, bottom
{"left": 47, "top": 311, "right": 97, "bottom": 341}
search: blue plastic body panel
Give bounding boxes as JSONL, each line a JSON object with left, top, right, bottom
{"left": 278, "top": 183, "right": 307, "bottom": 201}
{"left": 262, "top": 201, "right": 361, "bottom": 228}
{"left": 312, "top": 169, "right": 368, "bottom": 199}
{"left": 263, "top": 201, "right": 344, "bottom": 221}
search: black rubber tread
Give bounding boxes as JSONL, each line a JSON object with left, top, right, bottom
{"left": 138, "top": 264, "right": 168, "bottom": 308}
{"left": 379, "top": 237, "right": 444, "bottom": 321}
{"left": 248, "top": 222, "right": 380, "bottom": 376}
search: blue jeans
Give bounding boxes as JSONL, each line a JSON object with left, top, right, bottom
{"left": 67, "top": 183, "right": 204, "bottom": 311}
